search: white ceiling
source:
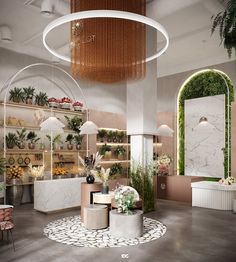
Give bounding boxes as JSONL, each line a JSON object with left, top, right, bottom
{"left": 0, "top": 0, "right": 234, "bottom": 78}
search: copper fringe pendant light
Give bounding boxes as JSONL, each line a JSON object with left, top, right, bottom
{"left": 70, "top": 0, "right": 146, "bottom": 83}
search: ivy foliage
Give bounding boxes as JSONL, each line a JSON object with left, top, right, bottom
{"left": 178, "top": 70, "right": 234, "bottom": 177}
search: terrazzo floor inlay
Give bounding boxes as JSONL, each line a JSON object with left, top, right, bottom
{"left": 43, "top": 215, "right": 167, "bottom": 248}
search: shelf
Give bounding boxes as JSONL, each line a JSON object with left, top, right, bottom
{"left": 100, "top": 160, "right": 130, "bottom": 164}
{"left": 5, "top": 149, "right": 44, "bottom": 154}
{"left": 98, "top": 127, "right": 127, "bottom": 132}
{"left": 0, "top": 101, "right": 86, "bottom": 116}
{"left": 6, "top": 182, "right": 33, "bottom": 187}
{"left": 96, "top": 142, "right": 130, "bottom": 146}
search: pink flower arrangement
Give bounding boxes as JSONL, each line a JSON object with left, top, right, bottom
{"left": 48, "top": 97, "right": 60, "bottom": 103}
{"left": 73, "top": 101, "right": 83, "bottom": 107}
{"left": 61, "top": 97, "right": 72, "bottom": 104}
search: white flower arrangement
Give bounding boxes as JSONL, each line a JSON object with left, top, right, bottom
{"left": 28, "top": 164, "right": 45, "bottom": 178}
{"left": 219, "top": 176, "right": 235, "bottom": 185}
{"left": 91, "top": 167, "right": 110, "bottom": 184}
{"left": 78, "top": 152, "right": 103, "bottom": 171}
{"left": 155, "top": 154, "right": 172, "bottom": 176}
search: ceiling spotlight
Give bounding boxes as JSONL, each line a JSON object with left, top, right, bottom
{"left": 0, "top": 25, "right": 12, "bottom": 43}
{"left": 41, "top": 0, "right": 54, "bottom": 17}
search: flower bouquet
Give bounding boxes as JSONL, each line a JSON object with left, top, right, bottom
{"left": 53, "top": 167, "right": 67, "bottom": 179}
{"left": 91, "top": 167, "right": 110, "bottom": 194}
{"left": 155, "top": 154, "right": 172, "bottom": 176}
{"left": 7, "top": 166, "right": 24, "bottom": 184}
{"left": 48, "top": 97, "right": 60, "bottom": 108}
{"left": 60, "top": 97, "right": 72, "bottom": 110}
{"left": 219, "top": 177, "right": 235, "bottom": 185}
{"left": 28, "top": 164, "right": 44, "bottom": 180}
{"left": 73, "top": 101, "right": 83, "bottom": 112}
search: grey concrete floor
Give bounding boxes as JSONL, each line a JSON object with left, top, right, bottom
{"left": 0, "top": 200, "right": 236, "bottom": 262}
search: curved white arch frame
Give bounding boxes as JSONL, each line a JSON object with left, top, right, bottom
{"left": 1, "top": 63, "right": 94, "bottom": 201}
{"left": 176, "top": 69, "right": 231, "bottom": 177}
{"left": 43, "top": 10, "right": 169, "bottom": 63}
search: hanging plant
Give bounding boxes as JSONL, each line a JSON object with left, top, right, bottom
{"left": 211, "top": 0, "right": 236, "bottom": 58}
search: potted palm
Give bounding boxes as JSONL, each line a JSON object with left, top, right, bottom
{"left": 9, "top": 87, "right": 24, "bottom": 103}
{"left": 107, "top": 131, "right": 114, "bottom": 143}
{"left": 66, "top": 134, "right": 74, "bottom": 150}
{"left": 35, "top": 92, "right": 48, "bottom": 106}
{"left": 23, "top": 86, "right": 35, "bottom": 104}
{"left": 64, "top": 115, "right": 83, "bottom": 132}
{"left": 114, "top": 145, "right": 126, "bottom": 160}
{"left": 100, "top": 144, "right": 112, "bottom": 159}
{"left": 74, "top": 134, "right": 83, "bottom": 150}
{"left": 211, "top": 0, "right": 236, "bottom": 58}
{"left": 27, "top": 131, "right": 40, "bottom": 149}
{"left": 5, "top": 132, "right": 18, "bottom": 149}
{"left": 46, "top": 134, "right": 62, "bottom": 150}
{"left": 117, "top": 131, "right": 125, "bottom": 143}
{"left": 16, "top": 128, "right": 27, "bottom": 149}
{"left": 98, "top": 129, "right": 107, "bottom": 143}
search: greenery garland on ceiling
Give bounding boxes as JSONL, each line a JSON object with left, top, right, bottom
{"left": 178, "top": 70, "right": 234, "bottom": 178}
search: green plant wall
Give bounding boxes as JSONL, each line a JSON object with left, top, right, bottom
{"left": 178, "top": 70, "right": 234, "bottom": 178}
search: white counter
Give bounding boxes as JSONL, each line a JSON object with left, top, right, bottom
{"left": 191, "top": 181, "right": 236, "bottom": 210}
{"left": 34, "top": 177, "right": 86, "bottom": 213}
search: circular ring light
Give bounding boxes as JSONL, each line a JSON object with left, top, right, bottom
{"left": 43, "top": 10, "right": 169, "bottom": 63}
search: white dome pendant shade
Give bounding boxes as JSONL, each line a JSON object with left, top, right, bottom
{"left": 80, "top": 121, "right": 98, "bottom": 135}
{"left": 156, "top": 124, "right": 174, "bottom": 137}
{"left": 40, "top": 116, "right": 65, "bottom": 133}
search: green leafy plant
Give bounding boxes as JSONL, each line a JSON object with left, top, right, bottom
{"left": 9, "top": 87, "right": 24, "bottom": 103}
{"left": 27, "top": 131, "right": 40, "bottom": 144}
{"left": 46, "top": 134, "right": 62, "bottom": 149}
{"left": 107, "top": 130, "right": 114, "bottom": 142}
{"left": 23, "top": 86, "right": 35, "bottom": 102}
{"left": 110, "top": 163, "right": 123, "bottom": 177}
{"left": 99, "top": 144, "right": 112, "bottom": 155}
{"left": 66, "top": 134, "right": 74, "bottom": 144}
{"left": 114, "top": 145, "right": 126, "bottom": 156}
{"left": 211, "top": 0, "right": 236, "bottom": 58}
{"left": 5, "top": 132, "right": 18, "bottom": 149}
{"left": 0, "top": 156, "right": 6, "bottom": 175}
{"left": 178, "top": 70, "right": 234, "bottom": 177}
{"left": 129, "top": 161, "right": 155, "bottom": 213}
{"left": 98, "top": 129, "right": 107, "bottom": 141}
{"left": 64, "top": 115, "right": 83, "bottom": 133}
{"left": 117, "top": 131, "right": 125, "bottom": 142}
{"left": 74, "top": 134, "right": 83, "bottom": 145}
{"left": 35, "top": 92, "right": 48, "bottom": 106}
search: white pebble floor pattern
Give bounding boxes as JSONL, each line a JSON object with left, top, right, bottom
{"left": 43, "top": 215, "right": 167, "bottom": 248}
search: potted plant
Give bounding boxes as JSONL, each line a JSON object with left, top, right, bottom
{"left": 16, "top": 128, "right": 27, "bottom": 149}
{"left": 0, "top": 156, "right": 6, "bottom": 198}
{"left": 23, "top": 86, "right": 35, "bottom": 104}
{"left": 73, "top": 101, "right": 83, "bottom": 111}
{"left": 7, "top": 166, "right": 24, "bottom": 205}
{"left": 5, "top": 132, "right": 18, "bottom": 149}
{"left": 91, "top": 167, "right": 111, "bottom": 194}
{"left": 48, "top": 97, "right": 60, "bottom": 108}
{"left": 113, "top": 130, "right": 118, "bottom": 143}
{"left": 107, "top": 130, "right": 114, "bottom": 143}
{"left": 110, "top": 163, "right": 123, "bottom": 178}
{"left": 46, "top": 134, "right": 62, "bottom": 150}
{"left": 117, "top": 131, "right": 125, "bottom": 143}
{"left": 27, "top": 131, "right": 40, "bottom": 149}
{"left": 60, "top": 97, "right": 72, "bottom": 110}
{"left": 35, "top": 92, "right": 48, "bottom": 106}
{"left": 9, "top": 87, "right": 24, "bottom": 103}
{"left": 100, "top": 144, "right": 112, "bottom": 159}
{"left": 98, "top": 129, "right": 107, "bottom": 143}
{"left": 114, "top": 145, "right": 126, "bottom": 160}
{"left": 74, "top": 134, "right": 83, "bottom": 150}
{"left": 66, "top": 134, "right": 74, "bottom": 150}
{"left": 211, "top": 0, "right": 236, "bottom": 58}
{"left": 53, "top": 167, "right": 67, "bottom": 179}
{"left": 64, "top": 115, "right": 83, "bottom": 132}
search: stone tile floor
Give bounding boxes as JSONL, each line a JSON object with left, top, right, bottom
{"left": 0, "top": 200, "right": 236, "bottom": 262}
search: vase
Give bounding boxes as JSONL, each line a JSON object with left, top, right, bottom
{"left": 28, "top": 142, "right": 35, "bottom": 149}
{"left": 102, "top": 183, "right": 109, "bottom": 194}
{"left": 67, "top": 144, "right": 73, "bottom": 150}
{"left": 86, "top": 174, "right": 95, "bottom": 184}
{"left": 18, "top": 142, "right": 25, "bottom": 149}
{"left": 7, "top": 178, "right": 23, "bottom": 206}
{"left": 76, "top": 144, "right": 81, "bottom": 150}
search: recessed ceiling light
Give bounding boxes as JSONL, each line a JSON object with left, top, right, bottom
{"left": 0, "top": 25, "right": 12, "bottom": 43}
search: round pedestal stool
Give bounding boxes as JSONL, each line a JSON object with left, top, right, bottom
{"left": 84, "top": 204, "right": 108, "bottom": 230}
{"left": 109, "top": 210, "right": 143, "bottom": 238}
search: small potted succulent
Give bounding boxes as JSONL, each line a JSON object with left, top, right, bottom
{"left": 48, "top": 97, "right": 60, "bottom": 108}
{"left": 98, "top": 129, "right": 107, "bottom": 143}
{"left": 107, "top": 131, "right": 114, "bottom": 143}
{"left": 5, "top": 132, "right": 18, "bottom": 149}
{"left": 23, "top": 86, "right": 35, "bottom": 104}
{"left": 117, "top": 131, "right": 125, "bottom": 143}
{"left": 114, "top": 145, "right": 126, "bottom": 160}
{"left": 74, "top": 134, "right": 83, "bottom": 150}
{"left": 113, "top": 130, "right": 118, "bottom": 143}
{"left": 16, "top": 128, "right": 27, "bottom": 149}
{"left": 27, "top": 131, "right": 40, "bottom": 149}
{"left": 35, "top": 92, "right": 48, "bottom": 107}
{"left": 73, "top": 101, "right": 83, "bottom": 111}
{"left": 66, "top": 134, "right": 74, "bottom": 150}
{"left": 100, "top": 144, "right": 112, "bottom": 159}
{"left": 9, "top": 87, "right": 24, "bottom": 103}
{"left": 60, "top": 97, "right": 72, "bottom": 110}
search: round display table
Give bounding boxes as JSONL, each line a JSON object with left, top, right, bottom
{"left": 109, "top": 210, "right": 143, "bottom": 238}
{"left": 93, "top": 192, "right": 114, "bottom": 204}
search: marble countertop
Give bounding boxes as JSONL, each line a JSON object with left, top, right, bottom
{"left": 191, "top": 181, "right": 236, "bottom": 191}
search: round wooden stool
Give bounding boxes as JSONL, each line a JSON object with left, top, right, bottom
{"left": 84, "top": 204, "right": 108, "bottom": 230}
